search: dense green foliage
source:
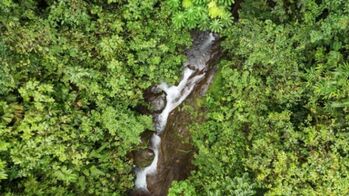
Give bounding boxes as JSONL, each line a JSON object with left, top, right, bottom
{"left": 0, "top": 0, "right": 190, "bottom": 194}
{"left": 1, "top": 0, "right": 349, "bottom": 195}
{"left": 169, "top": 0, "right": 349, "bottom": 195}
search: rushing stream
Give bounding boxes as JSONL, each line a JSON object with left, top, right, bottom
{"left": 133, "top": 32, "right": 218, "bottom": 194}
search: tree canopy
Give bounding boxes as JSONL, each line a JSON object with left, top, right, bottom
{"left": 1, "top": 0, "right": 348, "bottom": 195}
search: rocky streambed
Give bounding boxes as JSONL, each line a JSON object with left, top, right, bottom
{"left": 129, "top": 31, "right": 221, "bottom": 196}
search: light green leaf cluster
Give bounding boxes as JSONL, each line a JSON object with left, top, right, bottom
{"left": 0, "top": 0, "right": 190, "bottom": 194}
{"left": 170, "top": 0, "right": 234, "bottom": 32}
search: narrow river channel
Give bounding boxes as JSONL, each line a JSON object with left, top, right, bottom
{"left": 131, "top": 31, "right": 221, "bottom": 196}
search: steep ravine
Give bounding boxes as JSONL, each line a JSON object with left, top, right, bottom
{"left": 130, "top": 31, "right": 221, "bottom": 196}
{"left": 146, "top": 65, "right": 220, "bottom": 196}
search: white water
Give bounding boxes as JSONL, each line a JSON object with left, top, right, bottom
{"left": 135, "top": 32, "right": 216, "bottom": 191}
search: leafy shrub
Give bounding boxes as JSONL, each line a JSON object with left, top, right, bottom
{"left": 180, "top": 0, "right": 349, "bottom": 194}
{"left": 0, "top": 0, "right": 191, "bottom": 194}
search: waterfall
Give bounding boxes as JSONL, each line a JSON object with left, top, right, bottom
{"left": 134, "top": 32, "right": 216, "bottom": 191}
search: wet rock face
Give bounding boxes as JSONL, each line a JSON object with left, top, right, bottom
{"left": 128, "top": 189, "right": 151, "bottom": 196}
{"left": 127, "top": 130, "right": 155, "bottom": 169}
{"left": 144, "top": 86, "right": 166, "bottom": 113}
{"left": 149, "top": 94, "right": 166, "bottom": 113}
{"left": 186, "top": 31, "right": 219, "bottom": 68}
{"left": 186, "top": 63, "right": 198, "bottom": 71}
{"left": 140, "top": 130, "right": 155, "bottom": 146}
{"left": 130, "top": 148, "right": 155, "bottom": 168}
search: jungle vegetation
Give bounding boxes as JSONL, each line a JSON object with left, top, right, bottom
{"left": 1, "top": 0, "right": 348, "bottom": 195}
